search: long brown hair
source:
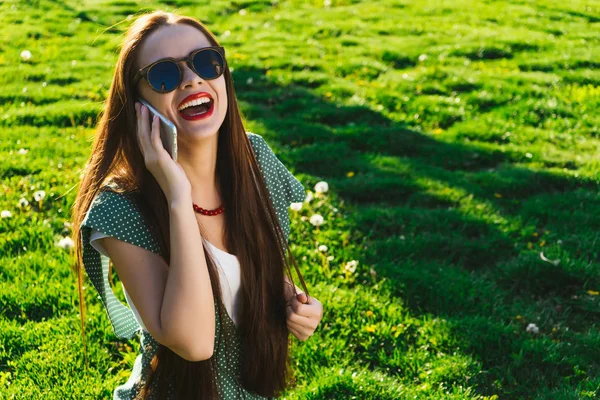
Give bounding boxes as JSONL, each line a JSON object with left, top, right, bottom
{"left": 70, "top": 10, "right": 309, "bottom": 399}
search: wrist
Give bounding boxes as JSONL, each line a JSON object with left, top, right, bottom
{"left": 168, "top": 195, "right": 193, "bottom": 213}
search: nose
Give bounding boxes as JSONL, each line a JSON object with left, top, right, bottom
{"left": 178, "top": 61, "right": 205, "bottom": 89}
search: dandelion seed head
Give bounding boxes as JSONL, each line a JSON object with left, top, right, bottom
{"left": 20, "top": 50, "right": 32, "bottom": 61}
{"left": 344, "top": 260, "right": 358, "bottom": 273}
{"left": 304, "top": 191, "right": 314, "bottom": 203}
{"left": 309, "top": 214, "right": 324, "bottom": 226}
{"left": 526, "top": 323, "right": 539, "bottom": 334}
{"left": 314, "top": 181, "right": 329, "bottom": 193}
{"left": 34, "top": 190, "right": 46, "bottom": 202}
{"left": 57, "top": 236, "right": 74, "bottom": 250}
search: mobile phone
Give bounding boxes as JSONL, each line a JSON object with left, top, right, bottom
{"left": 137, "top": 97, "right": 178, "bottom": 161}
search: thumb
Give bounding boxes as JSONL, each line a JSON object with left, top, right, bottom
{"left": 297, "top": 292, "right": 309, "bottom": 304}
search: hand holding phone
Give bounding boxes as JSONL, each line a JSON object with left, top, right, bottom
{"left": 135, "top": 100, "right": 191, "bottom": 204}
{"left": 137, "top": 97, "right": 178, "bottom": 161}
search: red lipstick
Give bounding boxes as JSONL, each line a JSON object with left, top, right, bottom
{"left": 177, "top": 92, "right": 215, "bottom": 121}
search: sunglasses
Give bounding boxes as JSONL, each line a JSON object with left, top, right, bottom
{"left": 132, "top": 46, "right": 227, "bottom": 93}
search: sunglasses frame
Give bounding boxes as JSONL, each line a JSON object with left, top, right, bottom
{"left": 132, "top": 45, "right": 227, "bottom": 93}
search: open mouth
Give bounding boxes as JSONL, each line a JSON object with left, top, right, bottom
{"left": 178, "top": 98, "right": 214, "bottom": 119}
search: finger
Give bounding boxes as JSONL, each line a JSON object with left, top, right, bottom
{"left": 286, "top": 324, "right": 308, "bottom": 341}
{"left": 287, "top": 303, "right": 321, "bottom": 329}
{"left": 286, "top": 317, "right": 316, "bottom": 333}
{"left": 290, "top": 295, "right": 303, "bottom": 314}
{"left": 297, "top": 293, "right": 309, "bottom": 305}
{"left": 285, "top": 302, "right": 293, "bottom": 319}
{"left": 137, "top": 104, "right": 152, "bottom": 157}
{"left": 287, "top": 309, "right": 317, "bottom": 329}
{"left": 134, "top": 103, "right": 145, "bottom": 156}
{"left": 287, "top": 325, "right": 301, "bottom": 340}
{"left": 150, "top": 113, "right": 163, "bottom": 152}
{"left": 290, "top": 295, "right": 320, "bottom": 318}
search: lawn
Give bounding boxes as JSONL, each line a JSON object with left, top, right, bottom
{"left": 1, "top": 0, "right": 599, "bottom": 398}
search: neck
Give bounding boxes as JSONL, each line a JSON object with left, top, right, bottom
{"left": 177, "top": 132, "right": 221, "bottom": 207}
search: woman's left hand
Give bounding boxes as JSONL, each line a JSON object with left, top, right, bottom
{"left": 285, "top": 292, "right": 324, "bottom": 341}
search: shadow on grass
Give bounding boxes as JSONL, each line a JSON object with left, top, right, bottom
{"left": 230, "top": 65, "right": 600, "bottom": 398}
{"left": 5, "top": 61, "right": 597, "bottom": 397}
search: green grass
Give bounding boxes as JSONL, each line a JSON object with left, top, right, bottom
{"left": 1, "top": 0, "right": 600, "bottom": 398}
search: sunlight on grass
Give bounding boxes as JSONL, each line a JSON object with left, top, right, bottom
{"left": 1, "top": 0, "right": 599, "bottom": 398}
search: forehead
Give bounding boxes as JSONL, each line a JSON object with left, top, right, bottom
{"left": 136, "top": 23, "right": 211, "bottom": 67}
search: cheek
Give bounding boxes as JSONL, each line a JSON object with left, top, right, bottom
{"left": 218, "top": 88, "right": 228, "bottom": 113}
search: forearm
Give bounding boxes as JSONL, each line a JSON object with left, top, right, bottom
{"left": 160, "top": 197, "right": 215, "bottom": 360}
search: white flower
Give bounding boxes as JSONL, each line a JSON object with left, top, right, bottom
{"left": 324, "top": 0, "right": 331, "bottom": 7}
{"left": 309, "top": 214, "right": 324, "bottom": 226}
{"left": 526, "top": 323, "right": 539, "bottom": 334}
{"left": 222, "top": 30, "right": 231, "bottom": 38}
{"left": 246, "top": 77, "right": 253, "bottom": 85}
{"left": 344, "top": 260, "right": 358, "bottom": 274}
{"left": 71, "top": 60, "right": 77, "bottom": 66}
{"left": 327, "top": 255, "right": 334, "bottom": 261}
{"left": 34, "top": 190, "right": 46, "bottom": 202}
{"left": 239, "top": 8, "right": 247, "bottom": 15}
{"left": 18, "top": 198, "right": 29, "bottom": 208}
{"left": 57, "top": 236, "right": 74, "bottom": 250}
{"left": 290, "top": 202, "right": 303, "bottom": 211}
{"left": 314, "top": 181, "right": 329, "bottom": 193}
{"left": 318, "top": 245, "right": 328, "bottom": 252}
{"left": 418, "top": 54, "right": 428, "bottom": 62}
{"left": 20, "top": 50, "right": 32, "bottom": 61}
{"left": 18, "top": 148, "right": 28, "bottom": 155}
{"left": 304, "top": 191, "right": 314, "bottom": 203}
{"left": 1, "top": 210, "right": 12, "bottom": 218}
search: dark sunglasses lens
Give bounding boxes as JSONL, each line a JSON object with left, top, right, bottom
{"left": 147, "top": 61, "right": 180, "bottom": 92}
{"left": 192, "top": 49, "right": 224, "bottom": 79}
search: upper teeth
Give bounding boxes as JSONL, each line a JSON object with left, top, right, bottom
{"left": 178, "top": 97, "right": 211, "bottom": 111}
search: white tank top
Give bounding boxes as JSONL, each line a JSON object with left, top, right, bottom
{"left": 89, "top": 228, "right": 241, "bottom": 330}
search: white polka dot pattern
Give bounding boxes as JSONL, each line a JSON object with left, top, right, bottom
{"left": 79, "top": 132, "right": 304, "bottom": 399}
{"left": 247, "top": 132, "right": 307, "bottom": 249}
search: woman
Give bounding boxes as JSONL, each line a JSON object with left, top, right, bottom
{"left": 70, "top": 9, "right": 323, "bottom": 399}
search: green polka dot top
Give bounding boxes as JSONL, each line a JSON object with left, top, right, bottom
{"left": 79, "top": 132, "right": 306, "bottom": 399}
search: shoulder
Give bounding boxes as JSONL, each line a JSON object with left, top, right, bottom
{"left": 245, "top": 131, "right": 306, "bottom": 203}
{"left": 245, "top": 130, "right": 286, "bottom": 170}
{"left": 86, "top": 189, "right": 143, "bottom": 226}
{"left": 82, "top": 188, "right": 160, "bottom": 253}
{"left": 246, "top": 131, "right": 268, "bottom": 155}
